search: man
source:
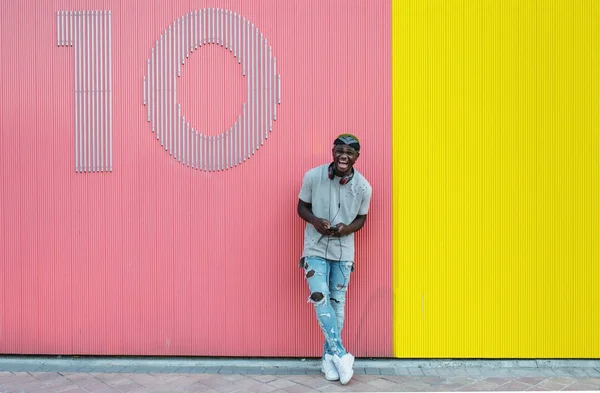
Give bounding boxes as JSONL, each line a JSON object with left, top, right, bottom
{"left": 297, "top": 134, "right": 372, "bottom": 385}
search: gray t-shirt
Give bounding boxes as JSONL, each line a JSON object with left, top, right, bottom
{"left": 298, "top": 164, "right": 372, "bottom": 261}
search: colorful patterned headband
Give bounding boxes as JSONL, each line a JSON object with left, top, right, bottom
{"left": 333, "top": 134, "right": 360, "bottom": 151}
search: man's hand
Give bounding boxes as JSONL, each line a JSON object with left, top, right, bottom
{"left": 311, "top": 218, "right": 332, "bottom": 236}
{"left": 331, "top": 223, "right": 351, "bottom": 237}
{"left": 330, "top": 216, "right": 367, "bottom": 237}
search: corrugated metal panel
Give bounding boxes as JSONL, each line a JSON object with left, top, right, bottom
{"left": 0, "top": 0, "right": 392, "bottom": 356}
{"left": 392, "top": 0, "right": 599, "bottom": 357}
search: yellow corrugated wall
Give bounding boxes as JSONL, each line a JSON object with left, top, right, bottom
{"left": 392, "top": 0, "right": 599, "bottom": 357}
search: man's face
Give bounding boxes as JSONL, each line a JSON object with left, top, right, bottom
{"left": 332, "top": 144, "right": 359, "bottom": 175}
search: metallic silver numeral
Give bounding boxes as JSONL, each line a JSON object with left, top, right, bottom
{"left": 137, "top": 9, "right": 281, "bottom": 173}
{"left": 59, "top": 10, "right": 113, "bottom": 172}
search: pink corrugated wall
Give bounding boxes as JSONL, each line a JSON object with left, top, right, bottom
{"left": 0, "top": 0, "right": 391, "bottom": 356}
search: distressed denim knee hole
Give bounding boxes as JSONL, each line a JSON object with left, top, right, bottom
{"left": 310, "top": 292, "right": 324, "bottom": 302}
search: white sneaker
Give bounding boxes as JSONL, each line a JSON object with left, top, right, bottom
{"left": 332, "top": 353, "right": 354, "bottom": 385}
{"left": 321, "top": 354, "right": 340, "bottom": 381}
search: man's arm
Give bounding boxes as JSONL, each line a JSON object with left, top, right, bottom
{"left": 297, "top": 199, "right": 317, "bottom": 224}
{"left": 298, "top": 199, "right": 331, "bottom": 235}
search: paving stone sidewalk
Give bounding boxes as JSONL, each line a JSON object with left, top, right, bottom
{"left": 1, "top": 357, "right": 600, "bottom": 392}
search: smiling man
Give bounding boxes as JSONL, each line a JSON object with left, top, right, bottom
{"left": 297, "top": 134, "right": 373, "bottom": 385}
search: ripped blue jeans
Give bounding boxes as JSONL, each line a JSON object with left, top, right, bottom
{"left": 303, "top": 256, "right": 354, "bottom": 357}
